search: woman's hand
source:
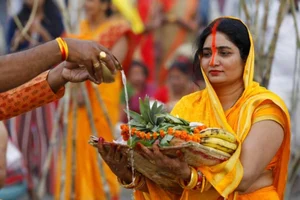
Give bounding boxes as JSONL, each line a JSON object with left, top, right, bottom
{"left": 136, "top": 140, "right": 191, "bottom": 181}
{"left": 97, "top": 137, "right": 133, "bottom": 183}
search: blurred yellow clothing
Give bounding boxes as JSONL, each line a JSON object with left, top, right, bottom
{"left": 134, "top": 17, "right": 290, "bottom": 200}
{"left": 55, "top": 17, "right": 131, "bottom": 200}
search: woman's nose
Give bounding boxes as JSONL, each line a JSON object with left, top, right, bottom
{"left": 209, "top": 54, "right": 220, "bottom": 67}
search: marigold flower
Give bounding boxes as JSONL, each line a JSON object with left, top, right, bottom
{"left": 174, "top": 130, "right": 181, "bottom": 138}
{"left": 168, "top": 128, "right": 174, "bottom": 135}
{"left": 140, "top": 132, "right": 145, "bottom": 139}
{"left": 146, "top": 132, "right": 152, "bottom": 140}
{"left": 159, "top": 130, "right": 165, "bottom": 137}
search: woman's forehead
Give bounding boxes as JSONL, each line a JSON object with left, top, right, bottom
{"left": 203, "top": 32, "right": 235, "bottom": 48}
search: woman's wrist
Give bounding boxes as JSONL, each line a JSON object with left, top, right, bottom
{"left": 47, "top": 64, "right": 68, "bottom": 93}
{"left": 181, "top": 165, "right": 192, "bottom": 182}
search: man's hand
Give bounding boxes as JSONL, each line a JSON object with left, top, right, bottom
{"left": 47, "top": 62, "right": 98, "bottom": 93}
{"left": 64, "top": 38, "right": 122, "bottom": 84}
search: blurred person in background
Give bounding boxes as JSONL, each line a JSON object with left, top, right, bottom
{"left": 154, "top": 56, "right": 203, "bottom": 112}
{"left": 154, "top": 0, "right": 199, "bottom": 85}
{"left": 119, "top": 60, "right": 155, "bottom": 123}
{"left": 6, "top": 0, "right": 64, "bottom": 52}
{"left": 5, "top": 0, "right": 65, "bottom": 197}
{"left": 55, "top": 0, "right": 134, "bottom": 199}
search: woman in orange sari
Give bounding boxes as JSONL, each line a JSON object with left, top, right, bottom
{"left": 155, "top": 0, "right": 199, "bottom": 85}
{"left": 55, "top": 0, "right": 132, "bottom": 199}
{"left": 97, "top": 17, "right": 290, "bottom": 200}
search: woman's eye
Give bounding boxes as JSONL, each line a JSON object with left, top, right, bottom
{"left": 220, "top": 51, "right": 231, "bottom": 56}
{"left": 202, "top": 52, "right": 211, "bottom": 57}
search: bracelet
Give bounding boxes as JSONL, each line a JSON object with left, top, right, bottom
{"left": 193, "top": 169, "right": 203, "bottom": 190}
{"left": 56, "top": 37, "right": 69, "bottom": 61}
{"left": 178, "top": 166, "right": 198, "bottom": 189}
{"left": 118, "top": 173, "right": 144, "bottom": 189}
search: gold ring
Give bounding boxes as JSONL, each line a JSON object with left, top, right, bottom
{"left": 93, "top": 62, "right": 100, "bottom": 68}
{"left": 99, "top": 51, "right": 107, "bottom": 59}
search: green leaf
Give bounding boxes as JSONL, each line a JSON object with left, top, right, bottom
{"left": 139, "top": 97, "right": 151, "bottom": 123}
{"left": 164, "top": 113, "right": 185, "bottom": 124}
{"left": 128, "top": 120, "right": 146, "bottom": 127}
{"left": 159, "top": 134, "right": 174, "bottom": 146}
{"left": 127, "top": 110, "right": 141, "bottom": 120}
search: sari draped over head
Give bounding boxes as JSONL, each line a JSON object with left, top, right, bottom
{"left": 135, "top": 16, "right": 290, "bottom": 200}
{"left": 55, "top": 17, "right": 132, "bottom": 200}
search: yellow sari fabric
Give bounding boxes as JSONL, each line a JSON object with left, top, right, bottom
{"left": 135, "top": 16, "right": 290, "bottom": 200}
{"left": 55, "top": 17, "right": 130, "bottom": 200}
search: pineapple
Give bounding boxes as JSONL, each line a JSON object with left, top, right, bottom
{"left": 120, "top": 96, "right": 205, "bottom": 147}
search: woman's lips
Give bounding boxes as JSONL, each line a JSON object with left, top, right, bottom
{"left": 209, "top": 70, "right": 222, "bottom": 75}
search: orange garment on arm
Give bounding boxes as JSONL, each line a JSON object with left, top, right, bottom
{"left": 0, "top": 71, "right": 64, "bottom": 120}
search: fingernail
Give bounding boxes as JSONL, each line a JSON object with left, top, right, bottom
{"left": 136, "top": 142, "right": 142, "bottom": 150}
{"left": 98, "top": 137, "right": 104, "bottom": 144}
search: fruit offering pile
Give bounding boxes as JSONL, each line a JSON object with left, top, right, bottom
{"left": 120, "top": 97, "right": 237, "bottom": 157}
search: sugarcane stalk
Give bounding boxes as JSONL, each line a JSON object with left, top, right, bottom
{"left": 60, "top": 84, "right": 71, "bottom": 200}
{"left": 262, "top": 0, "right": 288, "bottom": 87}
{"left": 290, "top": 0, "right": 300, "bottom": 112}
{"left": 255, "top": 0, "right": 270, "bottom": 82}
{"left": 253, "top": 0, "right": 260, "bottom": 38}
{"left": 92, "top": 84, "right": 114, "bottom": 136}
{"left": 37, "top": 99, "right": 64, "bottom": 199}
{"left": 240, "top": 0, "right": 251, "bottom": 25}
{"left": 80, "top": 83, "right": 111, "bottom": 200}
{"left": 291, "top": 49, "right": 300, "bottom": 113}
{"left": 55, "top": 0, "right": 72, "bottom": 33}
{"left": 70, "top": 86, "right": 78, "bottom": 200}
{"left": 286, "top": 150, "right": 300, "bottom": 199}
{"left": 10, "top": 0, "right": 39, "bottom": 51}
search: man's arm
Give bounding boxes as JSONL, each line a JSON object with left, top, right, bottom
{"left": 0, "top": 40, "right": 61, "bottom": 92}
{"left": 0, "top": 38, "right": 121, "bottom": 92}
{"left": 0, "top": 61, "right": 98, "bottom": 121}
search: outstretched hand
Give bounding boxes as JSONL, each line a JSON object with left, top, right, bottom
{"left": 135, "top": 140, "right": 191, "bottom": 181}
{"left": 64, "top": 38, "right": 122, "bottom": 84}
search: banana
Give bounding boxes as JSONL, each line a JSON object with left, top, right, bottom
{"left": 200, "top": 128, "right": 237, "bottom": 143}
{"left": 201, "top": 142, "right": 235, "bottom": 154}
{"left": 200, "top": 137, "right": 237, "bottom": 151}
{"left": 199, "top": 144, "right": 232, "bottom": 158}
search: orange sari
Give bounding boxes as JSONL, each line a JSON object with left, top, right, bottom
{"left": 55, "top": 17, "right": 131, "bottom": 200}
{"left": 134, "top": 17, "right": 290, "bottom": 200}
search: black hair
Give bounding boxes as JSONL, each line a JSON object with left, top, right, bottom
{"left": 130, "top": 60, "right": 149, "bottom": 77}
{"left": 169, "top": 56, "right": 192, "bottom": 75}
{"left": 193, "top": 17, "right": 250, "bottom": 78}
{"left": 100, "top": 0, "right": 113, "bottom": 17}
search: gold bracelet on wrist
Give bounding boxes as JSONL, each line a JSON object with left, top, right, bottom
{"left": 178, "top": 166, "right": 198, "bottom": 190}
{"left": 118, "top": 174, "right": 142, "bottom": 189}
{"left": 135, "top": 175, "right": 146, "bottom": 190}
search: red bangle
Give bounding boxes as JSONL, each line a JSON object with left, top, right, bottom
{"left": 56, "top": 37, "right": 69, "bottom": 61}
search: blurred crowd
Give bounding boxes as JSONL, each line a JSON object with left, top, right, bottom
{"left": 0, "top": 0, "right": 299, "bottom": 199}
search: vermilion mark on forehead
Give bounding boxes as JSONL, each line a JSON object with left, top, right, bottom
{"left": 209, "top": 21, "right": 220, "bottom": 66}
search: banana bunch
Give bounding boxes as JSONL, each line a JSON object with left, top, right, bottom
{"left": 199, "top": 128, "right": 237, "bottom": 156}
